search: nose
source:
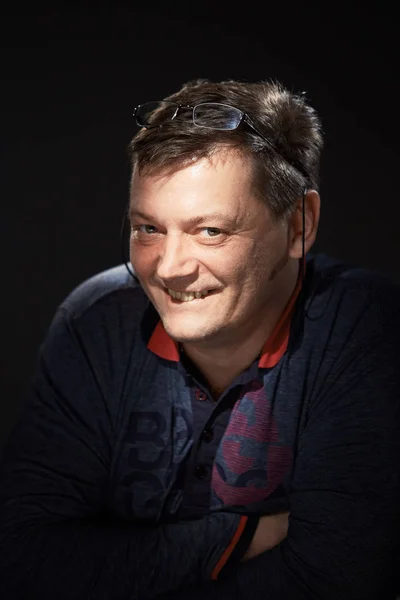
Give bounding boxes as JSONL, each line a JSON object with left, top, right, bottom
{"left": 156, "top": 233, "right": 198, "bottom": 283}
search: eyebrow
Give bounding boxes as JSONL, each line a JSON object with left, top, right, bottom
{"left": 129, "top": 209, "right": 237, "bottom": 226}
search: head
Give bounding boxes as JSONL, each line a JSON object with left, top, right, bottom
{"left": 128, "top": 78, "right": 322, "bottom": 348}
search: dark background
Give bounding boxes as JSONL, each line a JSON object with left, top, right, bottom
{"left": 1, "top": 2, "right": 399, "bottom": 451}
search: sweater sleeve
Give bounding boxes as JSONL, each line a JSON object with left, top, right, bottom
{"left": 0, "top": 308, "right": 256, "bottom": 600}
{"left": 155, "top": 301, "right": 400, "bottom": 600}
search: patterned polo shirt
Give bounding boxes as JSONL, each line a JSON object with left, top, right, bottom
{"left": 1, "top": 252, "right": 400, "bottom": 600}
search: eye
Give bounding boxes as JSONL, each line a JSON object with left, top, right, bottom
{"left": 132, "top": 224, "right": 158, "bottom": 235}
{"left": 201, "top": 227, "right": 222, "bottom": 237}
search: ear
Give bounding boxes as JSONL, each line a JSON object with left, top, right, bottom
{"left": 288, "top": 189, "right": 320, "bottom": 259}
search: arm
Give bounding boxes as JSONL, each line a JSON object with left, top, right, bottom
{"left": 158, "top": 311, "right": 400, "bottom": 599}
{"left": 0, "top": 308, "right": 256, "bottom": 600}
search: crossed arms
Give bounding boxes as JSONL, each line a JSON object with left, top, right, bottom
{"left": 1, "top": 307, "right": 400, "bottom": 599}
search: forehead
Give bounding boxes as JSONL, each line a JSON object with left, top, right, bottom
{"left": 130, "top": 150, "right": 266, "bottom": 221}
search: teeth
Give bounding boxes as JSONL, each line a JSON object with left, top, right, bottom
{"left": 179, "top": 292, "right": 194, "bottom": 301}
{"left": 168, "top": 289, "right": 211, "bottom": 302}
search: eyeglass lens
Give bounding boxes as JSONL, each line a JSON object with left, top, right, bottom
{"left": 136, "top": 101, "right": 178, "bottom": 127}
{"left": 136, "top": 101, "right": 243, "bottom": 131}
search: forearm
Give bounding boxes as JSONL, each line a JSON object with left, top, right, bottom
{"left": 155, "top": 519, "right": 289, "bottom": 600}
{"left": 155, "top": 540, "right": 397, "bottom": 600}
{"left": 0, "top": 507, "right": 247, "bottom": 600}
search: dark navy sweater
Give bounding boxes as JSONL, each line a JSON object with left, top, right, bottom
{"left": 1, "top": 253, "right": 400, "bottom": 599}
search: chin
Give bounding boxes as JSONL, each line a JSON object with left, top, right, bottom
{"left": 162, "top": 319, "right": 219, "bottom": 343}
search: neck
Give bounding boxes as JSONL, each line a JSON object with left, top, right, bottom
{"left": 182, "top": 259, "right": 300, "bottom": 397}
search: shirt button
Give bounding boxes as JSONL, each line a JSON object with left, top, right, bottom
{"left": 196, "top": 389, "right": 207, "bottom": 401}
{"left": 202, "top": 428, "right": 214, "bottom": 443}
{"left": 195, "top": 464, "right": 208, "bottom": 480}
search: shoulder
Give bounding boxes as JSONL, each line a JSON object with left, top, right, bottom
{"left": 58, "top": 264, "right": 150, "bottom": 322}
{"left": 304, "top": 252, "right": 400, "bottom": 332}
{"left": 295, "top": 255, "right": 400, "bottom": 418}
{"left": 49, "top": 264, "right": 159, "bottom": 349}
{"left": 40, "top": 265, "right": 159, "bottom": 374}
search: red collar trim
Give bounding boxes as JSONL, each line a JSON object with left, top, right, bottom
{"left": 148, "top": 258, "right": 306, "bottom": 366}
{"left": 148, "top": 320, "right": 180, "bottom": 362}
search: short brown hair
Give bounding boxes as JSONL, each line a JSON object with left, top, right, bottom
{"left": 129, "top": 78, "right": 323, "bottom": 220}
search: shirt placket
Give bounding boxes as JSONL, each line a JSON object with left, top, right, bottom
{"left": 177, "top": 360, "right": 262, "bottom": 519}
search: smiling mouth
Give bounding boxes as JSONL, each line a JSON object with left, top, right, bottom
{"left": 166, "top": 288, "right": 216, "bottom": 302}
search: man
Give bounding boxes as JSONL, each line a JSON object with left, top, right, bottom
{"left": 1, "top": 79, "right": 400, "bottom": 600}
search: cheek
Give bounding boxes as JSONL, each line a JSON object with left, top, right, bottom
{"left": 129, "top": 241, "right": 154, "bottom": 277}
{"left": 205, "top": 243, "right": 259, "bottom": 288}
{"left": 205, "top": 250, "right": 241, "bottom": 281}
{"left": 215, "top": 258, "right": 250, "bottom": 293}
{"left": 235, "top": 245, "right": 274, "bottom": 293}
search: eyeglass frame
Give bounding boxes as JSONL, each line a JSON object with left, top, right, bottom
{"left": 132, "top": 100, "right": 309, "bottom": 183}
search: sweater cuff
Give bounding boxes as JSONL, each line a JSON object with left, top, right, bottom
{"left": 211, "top": 514, "right": 259, "bottom": 580}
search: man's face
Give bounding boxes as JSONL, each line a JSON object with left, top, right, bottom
{"left": 129, "top": 150, "right": 292, "bottom": 346}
